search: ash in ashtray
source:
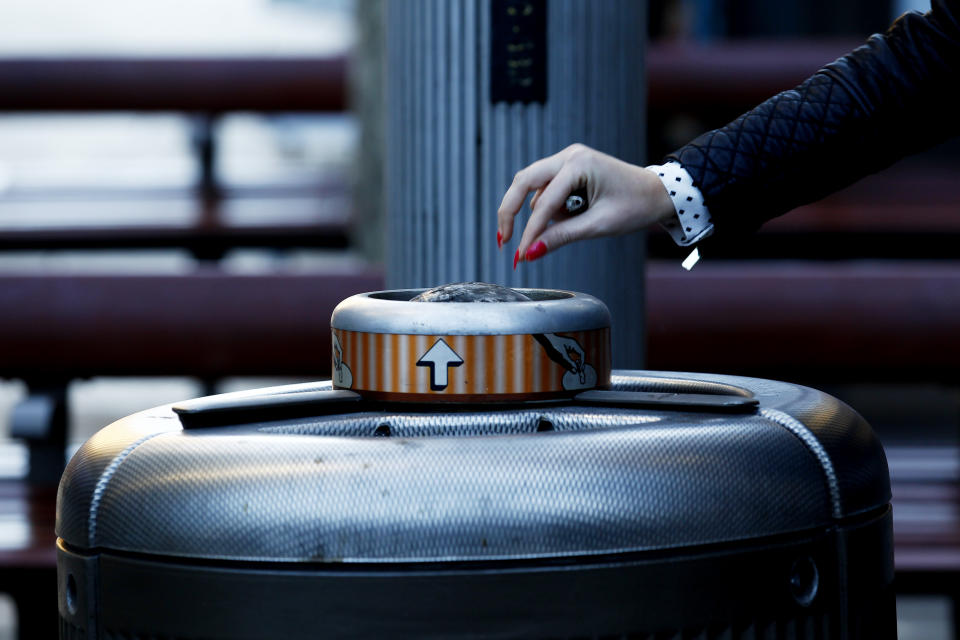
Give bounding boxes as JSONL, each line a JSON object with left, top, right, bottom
{"left": 410, "top": 282, "right": 532, "bottom": 303}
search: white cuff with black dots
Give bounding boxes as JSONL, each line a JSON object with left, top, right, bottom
{"left": 646, "top": 162, "right": 714, "bottom": 247}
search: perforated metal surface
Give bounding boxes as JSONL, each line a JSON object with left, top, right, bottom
{"left": 55, "top": 371, "right": 890, "bottom": 564}
{"left": 259, "top": 406, "right": 663, "bottom": 437}
{"left": 87, "top": 415, "right": 829, "bottom": 561}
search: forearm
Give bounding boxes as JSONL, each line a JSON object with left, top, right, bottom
{"left": 666, "top": 0, "right": 960, "bottom": 237}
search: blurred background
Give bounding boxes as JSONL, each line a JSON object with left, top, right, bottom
{"left": 646, "top": 1, "right": 960, "bottom": 637}
{"left": 0, "top": 0, "right": 956, "bottom": 637}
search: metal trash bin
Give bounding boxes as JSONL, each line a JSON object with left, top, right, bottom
{"left": 57, "top": 286, "right": 895, "bottom": 639}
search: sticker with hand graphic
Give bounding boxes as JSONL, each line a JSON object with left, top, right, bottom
{"left": 332, "top": 332, "right": 353, "bottom": 389}
{"left": 532, "top": 333, "right": 597, "bottom": 390}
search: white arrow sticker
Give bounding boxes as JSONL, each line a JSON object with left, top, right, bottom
{"left": 416, "top": 339, "right": 464, "bottom": 391}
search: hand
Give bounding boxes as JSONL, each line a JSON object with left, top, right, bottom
{"left": 497, "top": 144, "right": 676, "bottom": 265}
{"left": 539, "top": 333, "right": 585, "bottom": 376}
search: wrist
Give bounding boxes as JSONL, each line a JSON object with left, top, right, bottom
{"left": 645, "top": 161, "right": 713, "bottom": 247}
{"left": 644, "top": 168, "right": 677, "bottom": 226}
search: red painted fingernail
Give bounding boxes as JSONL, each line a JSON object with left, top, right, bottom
{"left": 525, "top": 241, "right": 548, "bottom": 262}
{"left": 513, "top": 249, "right": 520, "bottom": 270}
{"left": 497, "top": 230, "right": 502, "bottom": 249}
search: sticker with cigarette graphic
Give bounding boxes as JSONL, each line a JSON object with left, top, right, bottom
{"left": 331, "top": 328, "right": 609, "bottom": 399}
{"left": 531, "top": 333, "right": 598, "bottom": 391}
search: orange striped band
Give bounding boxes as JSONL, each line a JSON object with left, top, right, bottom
{"left": 331, "top": 328, "right": 610, "bottom": 400}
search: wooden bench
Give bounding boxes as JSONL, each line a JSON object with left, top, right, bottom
{"left": 0, "top": 185, "right": 354, "bottom": 256}
{"left": 648, "top": 260, "right": 960, "bottom": 636}
{"left": 0, "top": 481, "right": 56, "bottom": 639}
{"left": 888, "top": 447, "right": 960, "bottom": 577}
{"left": 0, "top": 55, "right": 351, "bottom": 259}
{"left": 0, "top": 268, "right": 384, "bottom": 638}
{"left": 0, "top": 269, "right": 384, "bottom": 477}
{"left": 0, "top": 49, "right": 359, "bottom": 636}
{"left": 647, "top": 40, "right": 859, "bottom": 111}
{"left": 887, "top": 445, "right": 960, "bottom": 640}
{"left": 646, "top": 260, "right": 960, "bottom": 382}
{"left": 0, "top": 57, "right": 346, "bottom": 113}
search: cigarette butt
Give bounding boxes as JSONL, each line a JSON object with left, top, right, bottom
{"left": 565, "top": 187, "right": 588, "bottom": 214}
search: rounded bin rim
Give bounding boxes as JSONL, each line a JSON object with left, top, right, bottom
{"left": 331, "top": 288, "right": 611, "bottom": 336}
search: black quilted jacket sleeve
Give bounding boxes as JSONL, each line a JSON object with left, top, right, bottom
{"left": 666, "top": 0, "right": 960, "bottom": 238}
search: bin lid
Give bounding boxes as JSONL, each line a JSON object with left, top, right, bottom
{"left": 330, "top": 283, "right": 611, "bottom": 402}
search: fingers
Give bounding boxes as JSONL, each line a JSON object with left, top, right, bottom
{"left": 529, "top": 187, "right": 543, "bottom": 212}
{"left": 515, "top": 161, "right": 584, "bottom": 260}
{"left": 525, "top": 203, "right": 610, "bottom": 258}
{"left": 497, "top": 154, "right": 565, "bottom": 245}
{"left": 554, "top": 336, "right": 583, "bottom": 370}
{"left": 501, "top": 146, "right": 669, "bottom": 266}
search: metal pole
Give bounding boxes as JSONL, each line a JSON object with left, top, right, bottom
{"left": 386, "top": 0, "right": 646, "bottom": 367}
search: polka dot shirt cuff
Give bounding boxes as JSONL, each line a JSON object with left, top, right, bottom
{"left": 646, "top": 162, "right": 714, "bottom": 247}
